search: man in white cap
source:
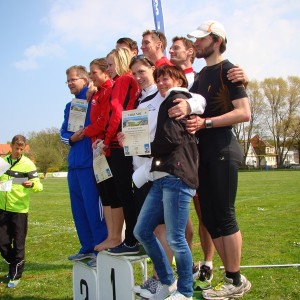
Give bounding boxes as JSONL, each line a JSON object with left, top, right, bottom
{"left": 170, "top": 20, "right": 252, "bottom": 300}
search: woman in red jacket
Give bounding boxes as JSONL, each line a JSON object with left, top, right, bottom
{"left": 82, "top": 58, "right": 114, "bottom": 265}
{"left": 84, "top": 58, "right": 114, "bottom": 143}
{"left": 95, "top": 48, "right": 141, "bottom": 255}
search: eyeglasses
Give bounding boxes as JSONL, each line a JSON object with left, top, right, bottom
{"left": 130, "top": 55, "right": 155, "bottom": 67}
{"left": 65, "top": 78, "right": 83, "bottom": 84}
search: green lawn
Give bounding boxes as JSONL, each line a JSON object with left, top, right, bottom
{"left": 0, "top": 170, "right": 299, "bottom": 299}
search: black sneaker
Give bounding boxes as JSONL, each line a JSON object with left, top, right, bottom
{"left": 107, "top": 242, "right": 140, "bottom": 256}
{"left": 193, "top": 265, "right": 213, "bottom": 291}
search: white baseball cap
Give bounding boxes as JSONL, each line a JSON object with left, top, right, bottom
{"left": 187, "top": 20, "right": 226, "bottom": 41}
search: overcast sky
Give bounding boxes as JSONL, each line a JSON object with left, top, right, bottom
{"left": 1, "top": 0, "right": 299, "bottom": 144}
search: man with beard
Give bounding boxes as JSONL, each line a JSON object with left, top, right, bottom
{"left": 169, "top": 21, "right": 252, "bottom": 300}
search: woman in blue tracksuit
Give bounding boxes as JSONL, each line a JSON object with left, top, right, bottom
{"left": 60, "top": 65, "right": 107, "bottom": 263}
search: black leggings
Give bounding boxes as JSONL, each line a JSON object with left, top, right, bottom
{"left": 197, "top": 129, "right": 242, "bottom": 239}
{"left": 108, "top": 148, "right": 137, "bottom": 245}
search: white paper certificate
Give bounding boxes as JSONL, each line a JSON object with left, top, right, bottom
{"left": 67, "top": 98, "right": 88, "bottom": 132}
{"left": 12, "top": 177, "right": 28, "bottom": 185}
{"left": 0, "top": 157, "right": 10, "bottom": 176}
{"left": 93, "top": 146, "right": 113, "bottom": 183}
{"left": 122, "top": 108, "right": 151, "bottom": 156}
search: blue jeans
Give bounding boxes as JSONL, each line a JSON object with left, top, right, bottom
{"left": 134, "top": 175, "right": 196, "bottom": 297}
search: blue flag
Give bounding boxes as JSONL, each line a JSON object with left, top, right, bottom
{"left": 152, "top": 0, "right": 165, "bottom": 34}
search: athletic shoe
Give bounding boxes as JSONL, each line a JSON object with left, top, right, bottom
{"left": 194, "top": 264, "right": 213, "bottom": 291}
{"left": 7, "top": 279, "right": 20, "bottom": 288}
{"left": 192, "top": 262, "right": 200, "bottom": 280}
{"left": 68, "top": 252, "right": 96, "bottom": 261}
{"left": 140, "top": 279, "right": 177, "bottom": 299}
{"left": 107, "top": 242, "right": 140, "bottom": 256}
{"left": 202, "top": 274, "right": 251, "bottom": 299}
{"left": 165, "top": 291, "right": 192, "bottom": 300}
{"left": 174, "top": 261, "right": 199, "bottom": 280}
{"left": 132, "top": 276, "right": 159, "bottom": 294}
{"left": 86, "top": 258, "right": 97, "bottom": 268}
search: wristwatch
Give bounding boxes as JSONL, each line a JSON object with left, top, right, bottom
{"left": 205, "top": 118, "right": 213, "bottom": 129}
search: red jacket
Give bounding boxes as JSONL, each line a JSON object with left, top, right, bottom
{"left": 103, "top": 73, "right": 140, "bottom": 147}
{"left": 84, "top": 78, "right": 114, "bottom": 142}
{"left": 155, "top": 56, "right": 173, "bottom": 68}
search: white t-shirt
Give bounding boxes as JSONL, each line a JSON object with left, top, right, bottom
{"left": 133, "top": 85, "right": 163, "bottom": 172}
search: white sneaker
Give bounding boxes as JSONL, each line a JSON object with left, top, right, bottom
{"left": 140, "top": 279, "right": 177, "bottom": 299}
{"left": 202, "top": 274, "right": 251, "bottom": 299}
{"left": 165, "top": 291, "right": 192, "bottom": 299}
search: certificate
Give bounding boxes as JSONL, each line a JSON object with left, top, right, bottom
{"left": 122, "top": 108, "right": 151, "bottom": 156}
{"left": 0, "top": 157, "right": 10, "bottom": 176}
{"left": 93, "top": 145, "right": 113, "bottom": 183}
{"left": 12, "top": 177, "right": 28, "bottom": 185}
{"left": 67, "top": 98, "right": 88, "bottom": 132}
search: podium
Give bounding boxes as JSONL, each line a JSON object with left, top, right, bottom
{"left": 73, "top": 262, "right": 98, "bottom": 300}
{"left": 73, "top": 252, "right": 148, "bottom": 300}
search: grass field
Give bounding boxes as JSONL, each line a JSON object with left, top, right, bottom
{"left": 0, "top": 170, "right": 299, "bottom": 299}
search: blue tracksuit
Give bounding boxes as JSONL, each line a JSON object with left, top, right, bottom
{"left": 60, "top": 86, "right": 107, "bottom": 253}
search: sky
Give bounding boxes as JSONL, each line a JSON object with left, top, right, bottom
{"left": 1, "top": 0, "right": 300, "bottom": 144}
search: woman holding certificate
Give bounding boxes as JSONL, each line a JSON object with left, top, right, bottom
{"left": 95, "top": 48, "right": 140, "bottom": 255}
{"left": 81, "top": 58, "right": 114, "bottom": 266}
{"left": 134, "top": 65, "right": 206, "bottom": 300}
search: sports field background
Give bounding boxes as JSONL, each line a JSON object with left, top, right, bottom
{"left": 0, "top": 170, "right": 299, "bottom": 299}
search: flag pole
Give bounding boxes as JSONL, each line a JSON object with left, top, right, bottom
{"left": 151, "top": 0, "right": 166, "bottom": 55}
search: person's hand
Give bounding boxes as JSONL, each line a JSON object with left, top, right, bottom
{"left": 186, "top": 115, "right": 205, "bottom": 134}
{"left": 93, "top": 139, "right": 108, "bottom": 154}
{"left": 23, "top": 180, "right": 33, "bottom": 188}
{"left": 92, "top": 139, "right": 102, "bottom": 149}
{"left": 99, "top": 143, "right": 108, "bottom": 155}
{"left": 117, "top": 132, "right": 126, "bottom": 147}
{"left": 227, "top": 64, "right": 249, "bottom": 86}
{"left": 70, "top": 129, "right": 85, "bottom": 142}
{"left": 168, "top": 98, "right": 191, "bottom": 120}
{"left": 86, "top": 81, "right": 97, "bottom": 102}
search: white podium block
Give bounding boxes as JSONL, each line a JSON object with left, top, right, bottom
{"left": 97, "top": 252, "right": 148, "bottom": 300}
{"left": 73, "top": 262, "right": 98, "bottom": 300}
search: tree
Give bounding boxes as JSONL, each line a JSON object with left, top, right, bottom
{"left": 261, "top": 76, "right": 300, "bottom": 167}
{"left": 27, "top": 128, "right": 69, "bottom": 173}
{"left": 233, "top": 80, "right": 265, "bottom": 165}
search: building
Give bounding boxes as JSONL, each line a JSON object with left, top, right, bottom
{"left": 243, "top": 135, "right": 298, "bottom": 168}
{"left": 0, "top": 144, "right": 30, "bottom": 157}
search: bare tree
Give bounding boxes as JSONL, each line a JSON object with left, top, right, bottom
{"left": 233, "top": 80, "right": 265, "bottom": 165}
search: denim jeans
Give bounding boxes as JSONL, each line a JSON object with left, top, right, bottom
{"left": 134, "top": 175, "right": 196, "bottom": 297}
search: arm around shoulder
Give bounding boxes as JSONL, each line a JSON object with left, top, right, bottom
{"left": 188, "top": 93, "right": 206, "bottom": 114}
